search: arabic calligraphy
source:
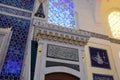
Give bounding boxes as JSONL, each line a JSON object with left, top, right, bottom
{"left": 89, "top": 47, "right": 111, "bottom": 69}
{"left": 93, "top": 73, "right": 114, "bottom": 80}
{"left": 92, "top": 52, "right": 108, "bottom": 65}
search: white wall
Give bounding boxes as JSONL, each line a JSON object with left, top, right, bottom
{"left": 74, "top": 0, "right": 103, "bottom": 34}
{"left": 74, "top": 0, "right": 120, "bottom": 79}
{"left": 110, "top": 43, "right": 120, "bottom": 79}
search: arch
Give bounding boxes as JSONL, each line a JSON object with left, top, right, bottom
{"left": 45, "top": 72, "right": 80, "bottom": 80}
{"left": 102, "top": 8, "right": 120, "bottom": 38}
{"left": 45, "top": 67, "right": 81, "bottom": 78}
{"left": 95, "top": 0, "right": 120, "bottom": 37}
{"left": 95, "top": 0, "right": 120, "bottom": 23}
{"left": 108, "top": 10, "right": 120, "bottom": 39}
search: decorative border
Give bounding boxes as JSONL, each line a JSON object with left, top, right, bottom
{"left": 0, "top": 5, "right": 32, "bottom": 18}
{"left": 0, "top": 0, "right": 35, "bottom": 11}
{"left": 33, "top": 22, "right": 89, "bottom": 46}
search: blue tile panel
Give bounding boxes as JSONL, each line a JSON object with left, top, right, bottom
{"left": 0, "top": 0, "right": 35, "bottom": 11}
{"left": 48, "top": 0, "right": 76, "bottom": 28}
{"left": 0, "top": 14, "right": 30, "bottom": 80}
{"left": 0, "top": 6, "right": 32, "bottom": 18}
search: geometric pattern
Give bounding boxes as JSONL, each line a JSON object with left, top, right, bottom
{"left": 0, "top": 6, "right": 32, "bottom": 18}
{"left": 48, "top": 0, "right": 76, "bottom": 28}
{"left": 0, "top": 14, "right": 30, "bottom": 80}
{"left": 0, "top": 0, "right": 35, "bottom": 11}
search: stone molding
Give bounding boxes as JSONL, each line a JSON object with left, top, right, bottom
{"left": 0, "top": 5, "right": 32, "bottom": 18}
{"left": 33, "top": 18, "right": 120, "bottom": 45}
{"left": 46, "top": 61, "right": 80, "bottom": 71}
{"left": 33, "top": 26, "right": 89, "bottom": 46}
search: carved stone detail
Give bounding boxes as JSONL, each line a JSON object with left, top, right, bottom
{"left": 47, "top": 44, "right": 79, "bottom": 61}
{"left": 33, "top": 20, "right": 90, "bottom": 46}
{"left": 33, "top": 19, "right": 120, "bottom": 45}
{"left": 34, "top": 29, "right": 88, "bottom": 46}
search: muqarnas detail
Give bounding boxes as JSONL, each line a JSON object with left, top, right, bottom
{"left": 89, "top": 47, "right": 111, "bottom": 69}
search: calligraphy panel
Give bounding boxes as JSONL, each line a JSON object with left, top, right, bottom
{"left": 47, "top": 44, "right": 79, "bottom": 61}
{"left": 93, "top": 73, "right": 114, "bottom": 80}
{"left": 89, "top": 47, "right": 111, "bottom": 69}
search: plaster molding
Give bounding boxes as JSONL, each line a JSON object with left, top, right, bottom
{"left": 33, "top": 21, "right": 90, "bottom": 46}
{"left": 33, "top": 19, "right": 120, "bottom": 45}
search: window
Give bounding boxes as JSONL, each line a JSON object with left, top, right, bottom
{"left": 108, "top": 11, "right": 120, "bottom": 39}
{"left": 48, "top": 0, "right": 76, "bottom": 28}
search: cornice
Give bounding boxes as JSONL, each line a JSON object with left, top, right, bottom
{"left": 33, "top": 20, "right": 90, "bottom": 46}
{"left": 34, "top": 30, "right": 89, "bottom": 46}
{"left": 33, "top": 18, "right": 120, "bottom": 45}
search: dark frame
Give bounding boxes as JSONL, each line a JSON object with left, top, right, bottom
{"left": 89, "top": 46, "right": 111, "bottom": 69}
{"left": 93, "top": 73, "right": 114, "bottom": 80}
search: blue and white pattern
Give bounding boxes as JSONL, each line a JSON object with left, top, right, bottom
{"left": 0, "top": 6, "right": 32, "bottom": 18}
{"left": 0, "top": 0, "right": 35, "bottom": 11}
{"left": 0, "top": 14, "right": 30, "bottom": 80}
{"left": 48, "top": 0, "right": 76, "bottom": 28}
{"left": 0, "top": 0, "right": 35, "bottom": 79}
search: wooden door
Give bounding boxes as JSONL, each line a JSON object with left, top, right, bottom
{"left": 45, "top": 73, "right": 80, "bottom": 80}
